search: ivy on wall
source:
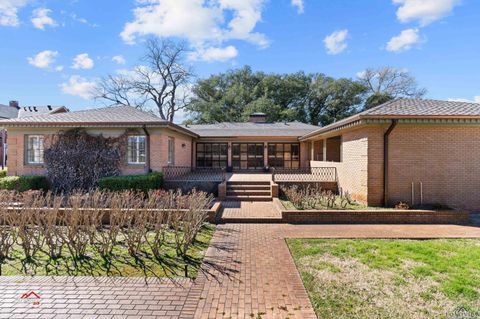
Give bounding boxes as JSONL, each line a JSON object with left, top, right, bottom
{"left": 44, "top": 129, "right": 127, "bottom": 192}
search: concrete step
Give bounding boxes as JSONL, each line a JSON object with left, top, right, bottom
{"left": 227, "top": 190, "right": 271, "bottom": 196}
{"left": 225, "top": 195, "right": 272, "bottom": 202}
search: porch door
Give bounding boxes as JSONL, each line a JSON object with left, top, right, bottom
{"left": 267, "top": 143, "right": 300, "bottom": 169}
{"left": 232, "top": 143, "right": 264, "bottom": 170}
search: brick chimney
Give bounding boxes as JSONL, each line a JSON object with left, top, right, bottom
{"left": 9, "top": 101, "right": 19, "bottom": 109}
{"left": 249, "top": 112, "right": 267, "bottom": 123}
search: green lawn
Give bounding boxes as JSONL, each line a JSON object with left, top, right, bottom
{"left": 287, "top": 238, "right": 480, "bottom": 319}
{"left": 0, "top": 224, "right": 214, "bottom": 278}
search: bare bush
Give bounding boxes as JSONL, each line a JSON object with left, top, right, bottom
{"left": 0, "top": 188, "right": 213, "bottom": 274}
{"left": 281, "top": 185, "right": 358, "bottom": 210}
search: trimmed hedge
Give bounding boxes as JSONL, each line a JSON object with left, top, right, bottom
{"left": 0, "top": 175, "right": 49, "bottom": 192}
{"left": 97, "top": 172, "right": 164, "bottom": 192}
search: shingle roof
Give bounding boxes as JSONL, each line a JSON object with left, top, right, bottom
{"left": 300, "top": 98, "right": 480, "bottom": 140}
{"left": 184, "top": 121, "right": 319, "bottom": 137}
{"left": 0, "top": 105, "right": 165, "bottom": 125}
{"left": 0, "top": 104, "right": 19, "bottom": 119}
{"left": 0, "top": 105, "right": 198, "bottom": 137}
{"left": 363, "top": 98, "right": 480, "bottom": 117}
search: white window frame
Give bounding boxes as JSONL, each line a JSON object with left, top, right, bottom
{"left": 167, "top": 137, "right": 175, "bottom": 165}
{"left": 127, "top": 135, "right": 146, "bottom": 165}
{"left": 26, "top": 135, "right": 44, "bottom": 164}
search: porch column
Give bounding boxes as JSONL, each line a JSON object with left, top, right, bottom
{"left": 310, "top": 141, "right": 314, "bottom": 162}
{"left": 263, "top": 142, "right": 268, "bottom": 167}
{"left": 227, "top": 142, "right": 232, "bottom": 167}
{"left": 323, "top": 138, "right": 327, "bottom": 161}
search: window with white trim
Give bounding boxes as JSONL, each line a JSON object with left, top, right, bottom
{"left": 26, "top": 135, "right": 44, "bottom": 164}
{"left": 167, "top": 137, "right": 175, "bottom": 165}
{"left": 127, "top": 135, "right": 146, "bottom": 164}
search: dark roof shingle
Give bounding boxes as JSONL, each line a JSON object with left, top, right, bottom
{"left": 363, "top": 98, "right": 480, "bottom": 117}
{"left": 184, "top": 122, "right": 319, "bottom": 137}
{"left": 0, "top": 105, "right": 166, "bottom": 125}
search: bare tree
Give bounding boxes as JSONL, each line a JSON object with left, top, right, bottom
{"left": 95, "top": 38, "right": 194, "bottom": 122}
{"left": 359, "top": 67, "right": 427, "bottom": 108}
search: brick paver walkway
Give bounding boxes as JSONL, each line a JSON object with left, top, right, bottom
{"left": 221, "top": 201, "right": 281, "bottom": 219}
{"left": 1, "top": 223, "right": 480, "bottom": 318}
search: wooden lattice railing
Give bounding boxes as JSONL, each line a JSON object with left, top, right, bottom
{"left": 272, "top": 167, "right": 337, "bottom": 182}
{"left": 162, "top": 166, "right": 226, "bottom": 182}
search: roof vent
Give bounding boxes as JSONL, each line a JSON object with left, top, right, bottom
{"left": 47, "top": 105, "right": 52, "bottom": 110}
{"left": 249, "top": 112, "right": 267, "bottom": 123}
{"left": 33, "top": 107, "right": 38, "bottom": 112}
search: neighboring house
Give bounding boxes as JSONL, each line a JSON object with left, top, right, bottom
{"left": 0, "top": 101, "right": 68, "bottom": 168}
{"left": 301, "top": 98, "right": 480, "bottom": 211}
{"left": 0, "top": 98, "right": 479, "bottom": 211}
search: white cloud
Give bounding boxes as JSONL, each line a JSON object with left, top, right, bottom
{"left": 476, "top": 96, "right": 480, "bottom": 104}
{"left": 0, "top": 0, "right": 28, "bottom": 26}
{"left": 27, "top": 50, "right": 58, "bottom": 68}
{"left": 71, "top": 53, "right": 94, "bottom": 69}
{"left": 55, "top": 65, "right": 64, "bottom": 72}
{"left": 120, "top": 0, "right": 269, "bottom": 61}
{"left": 291, "top": 0, "right": 304, "bottom": 14}
{"left": 70, "top": 13, "right": 98, "bottom": 27}
{"left": 61, "top": 75, "right": 96, "bottom": 99}
{"left": 112, "top": 55, "right": 126, "bottom": 65}
{"left": 386, "top": 28, "right": 421, "bottom": 52}
{"left": 190, "top": 45, "right": 238, "bottom": 62}
{"left": 323, "top": 29, "right": 348, "bottom": 55}
{"left": 31, "top": 7, "right": 56, "bottom": 30}
{"left": 393, "top": 0, "right": 460, "bottom": 26}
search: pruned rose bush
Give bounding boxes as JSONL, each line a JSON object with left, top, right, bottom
{"left": 0, "top": 189, "right": 213, "bottom": 275}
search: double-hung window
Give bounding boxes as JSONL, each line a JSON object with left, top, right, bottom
{"left": 26, "top": 135, "right": 44, "bottom": 164}
{"left": 127, "top": 135, "right": 146, "bottom": 164}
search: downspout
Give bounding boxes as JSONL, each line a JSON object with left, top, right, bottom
{"left": 383, "top": 120, "right": 398, "bottom": 206}
{"left": 142, "top": 125, "right": 152, "bottom": 173}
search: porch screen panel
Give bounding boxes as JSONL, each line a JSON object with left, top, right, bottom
{"left": 196, "top": 143, "right": 228, "bottom": 168}
{"left": 232, "top": 143, "right": 264, "bottom": 170}
{"left": 268, "top": 143, "right": 300, "bottom": 168}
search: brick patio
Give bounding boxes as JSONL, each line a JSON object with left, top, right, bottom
{"left": 1, "top": 223, "right": 480, "bottom": 318}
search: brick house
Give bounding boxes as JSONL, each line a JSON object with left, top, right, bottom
{"left": 0, "top": 101, "right": 68, "bottom": 168}
{"left": 301, "top": 98, "right": 480, "bottom": 211}
{"left": 0, "top": 98, "right": 479, "bottom": 210}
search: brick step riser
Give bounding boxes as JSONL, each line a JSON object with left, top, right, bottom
{"left": 227, "top": 191, "right": 271, "bottom": 196}
{"left": 227, "top": 181, "right": 271, "bottom": 186}
{"left": 219, "top": 218, "right": 282, "bottom": 224}
{"left": 225, "top": 196, "right": 272, "bottom": 202}
{"left": 227, "top": 186, "right": 271, "bottom": 191}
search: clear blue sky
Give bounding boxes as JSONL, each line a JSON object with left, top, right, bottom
{"left": 0, "top": 0, "right": 479, "bottom": 119}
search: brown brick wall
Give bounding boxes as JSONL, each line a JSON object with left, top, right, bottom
{"left": 387, "top": 124, "right": 480, "bottom": 211}
{"left": 7, "top": 127, "right": 193, "bottom": 177}
{"left": 311, "top": 128, "right": 369, "bottom": 203}
{"left": 326, "top": 136, "right": 341, "bottom": 162}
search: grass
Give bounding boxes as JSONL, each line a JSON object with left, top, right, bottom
{"left": 288, "top": 238, "right": 480, "bottom": 319}
{"left": 0, "top": 224, "right": 215, "bottom": 278}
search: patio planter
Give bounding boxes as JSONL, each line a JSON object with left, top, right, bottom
{"left": 273, "top": 199, "right": 470, "bottom": 225}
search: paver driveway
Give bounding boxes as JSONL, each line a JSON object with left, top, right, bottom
{"left": 1, "top": 223, "right": 480, "bottom": 318}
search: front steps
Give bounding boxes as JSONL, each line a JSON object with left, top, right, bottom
{"left": 225, "top": 181, "right": 272, "bottom": 201}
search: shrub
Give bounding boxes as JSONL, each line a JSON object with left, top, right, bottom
{"left": 44, "top": 129, "right": 126, "bottom": 192}
{"left": 97, "top": 172, "right": 163, "bottom": 192}
{"left": 0, "top": 169, "right": 7, "bottom": 178}
{"left": 0, "top": 176, "right": 48, "bottom": 192}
